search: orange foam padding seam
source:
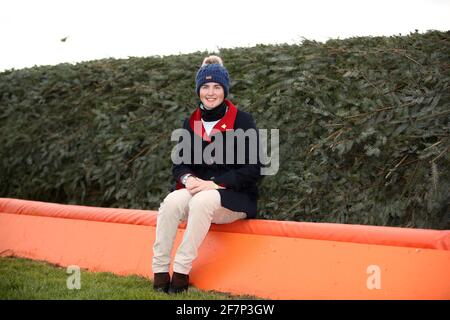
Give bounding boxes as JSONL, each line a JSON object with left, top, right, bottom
{"left": 1, "top": 212, "right": 449, "bottom": 299}
{"left": 0, "top": 198, "right": 449, "bottom": 250}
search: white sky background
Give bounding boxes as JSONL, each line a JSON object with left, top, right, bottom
{"left": 0, "top": 0, "right": 449, "bottom": 72}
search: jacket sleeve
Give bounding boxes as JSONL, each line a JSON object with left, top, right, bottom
{"left": 172, "top": 119, "right": 195, "bottom": 184}
{"left": 212, "top": 113, "right": 263, "bottom": 190}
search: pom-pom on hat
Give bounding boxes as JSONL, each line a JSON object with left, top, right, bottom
{"left": 195, "top": 55, "right": 230, "bottom": 98}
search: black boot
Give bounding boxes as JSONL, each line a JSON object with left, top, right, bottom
{"left": 169, "top": 272, "right": 189, "bottom": 294}
{"left": 153, "top": 272, "right": 170, "bottom": 293}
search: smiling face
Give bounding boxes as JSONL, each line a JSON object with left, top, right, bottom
{"left": 199, "top": 82, "right": 225, "bottom": 109}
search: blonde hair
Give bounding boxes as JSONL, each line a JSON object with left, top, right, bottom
{"left": 201, "top": 55, "right": 224, "bottom": 67}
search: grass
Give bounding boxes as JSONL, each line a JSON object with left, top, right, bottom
{"left": 0, "top": 256, "right": 257, "bottom": 300}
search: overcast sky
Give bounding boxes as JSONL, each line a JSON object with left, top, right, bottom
{"left": 0, "top": 0, "right": 449, "bottom": 72}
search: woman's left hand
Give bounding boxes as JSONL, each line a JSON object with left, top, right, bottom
{"left": 186, "top": 177, "right": 221, "bottom": 195}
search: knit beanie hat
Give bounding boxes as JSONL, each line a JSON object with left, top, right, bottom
{"left": 195, "top": 56, "right": 230, "bottom": 98}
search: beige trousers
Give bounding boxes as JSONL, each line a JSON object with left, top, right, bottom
{"left": 152, "top": 188, "right": 247, "bottom": 275}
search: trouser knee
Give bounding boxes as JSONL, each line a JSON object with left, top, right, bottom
{"left": 158, "top": 189, "right": 190, "bottom": 219}
{"left": 188, "top": 190, "right": 220, "bottom": 217}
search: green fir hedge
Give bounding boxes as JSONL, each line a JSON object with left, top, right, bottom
{"left": 0, "top": 31, "right": 449, "bottom": 229}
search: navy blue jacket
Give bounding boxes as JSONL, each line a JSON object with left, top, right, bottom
{"left": 172, "top": 99, "right": 263, "bottom": 218}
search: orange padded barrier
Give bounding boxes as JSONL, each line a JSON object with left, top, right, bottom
{"left": 0, "top": 198, "right": 449, "bottom": 299}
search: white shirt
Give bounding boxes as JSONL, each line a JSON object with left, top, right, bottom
{"left": 201, "top": 119, "right": 220, "bottom": 136}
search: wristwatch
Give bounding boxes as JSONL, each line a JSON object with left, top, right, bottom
{"left": 181, "top": 174, "right": 193, "bottom": 186}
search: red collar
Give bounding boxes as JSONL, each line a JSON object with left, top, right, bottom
{"left": 189, "top": 99, "right": 238, "bottom": 142}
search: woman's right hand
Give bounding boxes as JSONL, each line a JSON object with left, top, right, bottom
{"left": 186, "top": 177, "right": 221, "bottom": 195}
{"left": 185, "top": 176, "right": 200, "bottom": 195}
